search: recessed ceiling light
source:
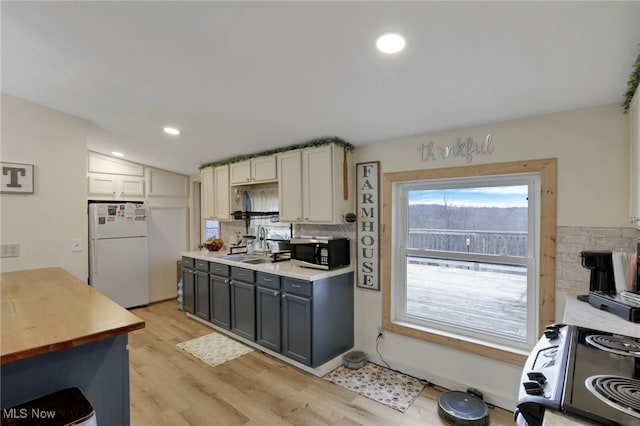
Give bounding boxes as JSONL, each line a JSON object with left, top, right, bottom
{"left": 111, "top": 151, "right": 124, "bottom": 157}
{"left": 376, "top": 32, "right": 406, "bottom": 54}
{"left": 163, "top": 126, "right": 180, "bottom": 135}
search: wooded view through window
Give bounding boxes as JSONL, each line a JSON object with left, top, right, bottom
{"left": 394, "top": 175, "right": 538, "bottom": 351}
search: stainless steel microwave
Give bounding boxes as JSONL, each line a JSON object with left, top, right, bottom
{"left": 289, "top": 237, "right": 350, "bottom": 270}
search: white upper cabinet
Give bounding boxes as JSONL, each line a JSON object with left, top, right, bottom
{"left": 201, "top": 167, "right": 215, "bottom": 219}
{"left": 278, "top": 144, "right": 353, "bottom": 224}
{"left": 230, "top": 161, "right": 251, "bottom": 185}
{"left": 88, "top": 152, "right": 144, "bottom": 176}
{"left": 87, "top": 174, "right": 145, "bottom": 199}
{"left": 147, "top": 168, "right": 188, "bottom": 197}
{"left": 201, "top": 165, "right": 231, "bottom": 221}
{"left": 230, "top": 156, "right": 277, "bottom": 185}
{"left": 303, "top": 146, "right": 335, "bottom": 223}
{"left": 214, "top": 165, "right": 231, "bottom": 220}
{"left": 630, "top": 89, "right": 640, "bottom": 229}
{"left": 87, "top": 152, "right": 145, "bottom": 200}
{"left": 277, "top": 150, "right": 303, "bottom": 222}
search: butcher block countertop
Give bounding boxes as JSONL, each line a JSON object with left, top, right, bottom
{"left": 1, "top": 267, "right": 145, "bottom": 365}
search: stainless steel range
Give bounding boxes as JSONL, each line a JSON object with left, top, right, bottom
{"left": 515, "top": 324, "right": 640, "bottom": 426}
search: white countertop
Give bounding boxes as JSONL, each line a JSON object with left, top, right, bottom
{"left": 562, "top": 294, "right": 640, "bottom": 338}
{"left": 181, "top": 250, "right": 354, "bottom": 281}
{"left": 541, "top": 294, "right": 640, "bottom": 426}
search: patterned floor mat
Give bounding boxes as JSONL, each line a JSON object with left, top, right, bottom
{"left": 323, "top": 362, "right": 425, "bottom": 412}
{"left": 177, "top": 332, "right": 253, "bottom": 367}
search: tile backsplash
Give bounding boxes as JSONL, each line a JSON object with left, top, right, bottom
{"left": 556, "top": 226, "right": 639, "bottom": 293}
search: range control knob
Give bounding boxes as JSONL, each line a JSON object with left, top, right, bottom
{"left": 527, "top": 372, "right": 547, "bottom": 384}
{"left": 543, "top": 325, "right": 560, "bottom": 340}
{"left": 523, "top": 380, "right": 545, "bottom": 396}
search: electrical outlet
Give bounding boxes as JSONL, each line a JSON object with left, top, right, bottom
{"left": 377, "top": 326, "right": 384, "bottom": 338}
{"left": 1, "top": 243, "right": 20, "bottom": 258}
{"left": 71, "top": 238, "right": 82, "bottom": 252}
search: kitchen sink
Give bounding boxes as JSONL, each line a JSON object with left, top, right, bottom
{"left": 222, "top": 253, "right": 271, "bottom": 264}
{"left": 241, "top": 258, "right": 271, "bottom": 264}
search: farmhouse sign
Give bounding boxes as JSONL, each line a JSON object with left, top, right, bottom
{"left": 417, "top": 133, "right": 494, "bottom": 163}
{"left": 356, "top": 161, "right": 379, "bottom": 291}
{"left": 1, "top": 162, "right": 34, "bottom": 194}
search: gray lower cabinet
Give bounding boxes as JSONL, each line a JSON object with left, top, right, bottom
{"left": 210, "top": 263, "right": 231, "bottom": 329}
{"left": 183, "top": 257, "right": 354, "bottom": 368}
{"left": 230, "top": 267, "right": 256, "bottom": 341}
{"left": 195, "top": 260, "right": 210, "bottom": 320}
{"left": 281, "top": 287, "right": 311, "bottom": 364}
{"left": 256, "top": 272, "right": 282, "bottom": 352}
{"left": 181, "top": 257, "right": 195, "bottom": 314}
{"left": 281, "top": 273, "right": 354, "bottom": 367}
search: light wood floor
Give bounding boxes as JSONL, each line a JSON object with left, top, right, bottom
{"left": 129, "top": 301, "right": 515, "bottom": 425}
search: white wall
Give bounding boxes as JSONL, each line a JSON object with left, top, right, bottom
{"left": 1, "top": 94, "right": 190, "bottom": 304}
{"left": 1, "top": 94, "right": 89, "bottom": 279}
{"left": 352, "top": 104, "right": 631, "bottom": 409}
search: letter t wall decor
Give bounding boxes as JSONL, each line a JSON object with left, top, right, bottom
{"left": 356, "top": 161, "right": 380, "bottom": 290}
{"left": 1, "top": 162, "right": 34, "bottom": 194}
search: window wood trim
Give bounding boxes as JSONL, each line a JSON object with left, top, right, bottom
{"left": 381, "top": 158, "right": 557, "bottom": 366}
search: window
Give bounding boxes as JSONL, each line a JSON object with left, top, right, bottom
{"left": 382, "top": 159, "right": 556, "bottom": 364}
{"left": 203, "top": 219, "right": 219, "bottom": 240}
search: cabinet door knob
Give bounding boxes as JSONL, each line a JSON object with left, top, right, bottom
{"left": 273, "top": 291, "right": 279, "bottom": 297}
{"left": 281, "top": 294, "right": 287, "bottom": 299}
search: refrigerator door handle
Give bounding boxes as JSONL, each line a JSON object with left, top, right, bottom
{"left": 92, "top": 243, "right": 97, "bottom": 275}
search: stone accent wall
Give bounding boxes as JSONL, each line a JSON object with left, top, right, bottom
{"left": 556, "top": 226, "right": 639, "bottom": 293}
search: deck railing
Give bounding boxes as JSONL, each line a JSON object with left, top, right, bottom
{"left": 408, "top": 228, "right": 528, "bottom": 256}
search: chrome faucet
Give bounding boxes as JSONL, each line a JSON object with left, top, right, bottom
{"left": 257, "top": 225, "right": 268, "bottom": 253}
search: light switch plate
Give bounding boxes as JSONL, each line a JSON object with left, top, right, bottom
{"left": 71, "top": 238, "right": 82, "bottom": 252}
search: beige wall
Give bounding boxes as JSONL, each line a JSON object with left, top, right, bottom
{"left": 352, "top": 103, "right": 632, "bottom": 409}
{"left": 1, "top": 94, "right": 89, "bottom": 280}
{"left": 1, "top": 94, "right": 190, "bottom": 302}
{"left": 356, "top": 103, "right": 630, "bottom": 227}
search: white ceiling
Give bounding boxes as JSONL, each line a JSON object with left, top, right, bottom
{"left": 2, "top": 1, "right": 639, "bottom": 175}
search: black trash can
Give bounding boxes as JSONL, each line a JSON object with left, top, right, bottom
{"left": 1, "top": 387, "right": 97, "bottom": 425}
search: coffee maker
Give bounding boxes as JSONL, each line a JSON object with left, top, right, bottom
{"left": 580, "top": 250, "right": 616, "bottom": 293}
{"left": 583, "top": 248, "right": 640, "bottom": 322}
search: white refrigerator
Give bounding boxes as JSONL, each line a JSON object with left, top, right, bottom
{"left": 89, "top": 203, "right": 149, "bottom": 308}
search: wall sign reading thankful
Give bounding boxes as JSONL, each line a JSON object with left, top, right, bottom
{"left": 356, "top": 161, "right": 380, "bottom": 291}
{"left": 1, "top": 162, "right": 34, "bottom": 194}
{"left": 417, "top": 133, "right": 495, "bottom": 163}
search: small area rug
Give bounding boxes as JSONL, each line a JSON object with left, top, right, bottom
{"left": 323, "top": 362, "right": 425, "bottom": 412}
{"left": 177, "top": 332, "right": 253, "bottom": 367}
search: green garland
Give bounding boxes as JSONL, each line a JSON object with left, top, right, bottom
{"left": 623, "top": 52, "right": 640, "bottom": 113}
{"left": 199, "top": 136, "right": 354, "bottom": 169}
